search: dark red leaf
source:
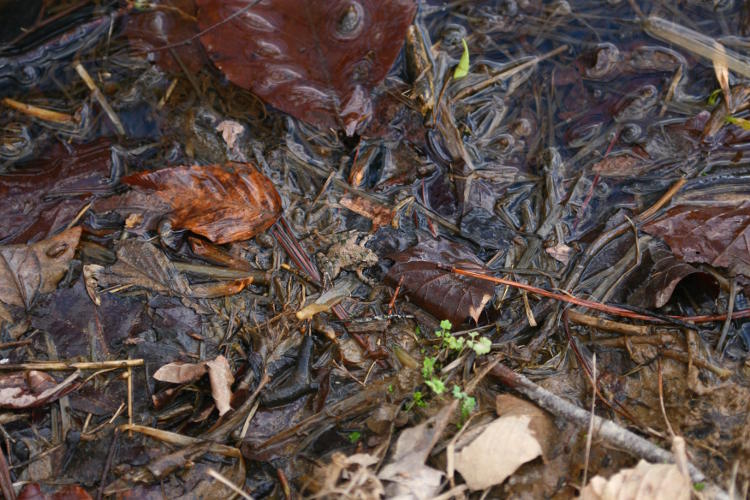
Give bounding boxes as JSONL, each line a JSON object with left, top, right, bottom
{"left": 123, "top": 163, "right": 281, "bottom": 244}
{"left": 196, "top": 0, "right": 417, "bottom": 135}
{"left": 643, "top": 201, "right": 750, "bottom": 278}
{"left": 18, "top": 483, "right": 93, "bottom": 500}
{"left": 386, "top": 238, "right": 494, "bottom": 325}
{"left": 0, "top": 140, "right": 115, "bottom": 244}
{"left": 124, "top": 0, "right": 206, "bottom": 73}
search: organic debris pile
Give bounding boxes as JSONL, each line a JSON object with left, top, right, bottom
{"left": 1, "top": 0, "right": 750, "bottom": 498}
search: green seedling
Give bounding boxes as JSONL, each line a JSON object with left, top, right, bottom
{"left": 454, "top": 39, "right": 470, "bottom": 79}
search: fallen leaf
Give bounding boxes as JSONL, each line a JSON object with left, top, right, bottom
{"left": 124, "top": 0, "right": 206, "bottom": 73}
{"left": 0, "top": 140, "right": 115, "bottom": 244}
{"left": 19, "top": 483, "right": 93, "bottom": 500}
{"left": 340, "top": 195, "right": 395, "bottom": 231}
{"left": 378, "top": 403, "right": 453, "bottom": 499}
{"left": 386, "top": 238, "right": 494, "bottom": 325}
{"left": 0, "top": 371, "right": 79, "bottom": 410}
{"left": 0, "top": 227, "right": 81, "bottom": 309}
{"left": 205, "top": 355, "right": 234, "bottom": 416}
{"left": 643, "top": 200, "right": 750, "bottom": 278}
{"left": 313, "top": 452, "right": 384, "bottom": 499}
{"left": 495, "top": 394, "right": 556, "bottom": 461}
{"left": 123, "top": 164, "right": 281, "bottom": 244}
{"left": 454, "top": 414, "right": 542, "bottom": 490}
{"left": 153, "top": 355, "right": 234, "bottom": 416}
{"left": 580, "top": 460, "right": 690, "bottom": 500}
{"left": 216, "top": 120, "right": 244, "bottom": 149}
{"left": 153, "top": 362, "right": 207, "bottom": 384}
{"left": 624, "top": 239, "right": 719, "bottom": 308}
{"left": 196, "top": 0, "right": 416, "bottom": 135}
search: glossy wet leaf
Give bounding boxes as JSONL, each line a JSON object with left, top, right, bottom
{"left": 123, "top": 164, "right": 281, "bottom": 244}
{"left": 386, "top": 238, "right": 494, "bottom": 325}
{"left": 643, "top": 201, "right": 750, "bottom": 277}
{"left": 124, "top": 0, "right": 206, "bottom": 74}
{"left": 0, "top": 227, "right": 81, "bottom": 309}
{"left": 195, "top": 0, "right": 417, "bottom": 135}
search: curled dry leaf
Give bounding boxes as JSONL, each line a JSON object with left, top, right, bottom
{"left": 580, "top": 460, "right": 690, "bottom": 500}
{"left": 154, "top": 355, "right": 234, "bottom": 416}
{"left": 643, "top": 201, "right": 750, "bottom": 278}
{"left": 0, "top": 370, "right": 79, "bottom": 410}
{"left": 123, "top": 164, "right": 281, "bottom": 244}
{"left": 454, "top": 414, "right": 544, "bottom": 490}
{"left": 195, "top": 0, "right": 417, "bottom": 135}
{"left": 312, "top": 452, "right": 384, "bottom": 499}
{"left": 386, "top": 238, "right": 494, "bottom": 325}
{"left": 0, "top": 227, "right": 81, "bottom": 309}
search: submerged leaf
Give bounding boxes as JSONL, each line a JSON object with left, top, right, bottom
{"left": 123, "top": 163, "right": 281, "bottom": 244}
{"left": 386, "top": 238, "right": 494, "bottom": 325}
{"left": 643, "top": 201, "right": 750, "bottom": 277}
{"left": 195, "top": 0, "right": 417, "bottom": 135}
{"left": 0, "top": 227, "right": 81, "bottom": 309}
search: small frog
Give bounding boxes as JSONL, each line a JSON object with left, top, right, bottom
{"left": 316, "top": 232, "right": 378, "bottom": 286}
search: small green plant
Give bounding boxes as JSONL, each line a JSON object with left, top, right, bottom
{"left": 454, "top": 39, "right": 470, "bottom": 79}
{"left": 348, "top": 431, "right": 361, "bottom": 444}
{"left": 693, "top": 482, "right": 706, "bottom": 492}
{"left": 425, "top": 378, "right": 446, "bottom": 395}
{"left": 412, "top": 390, "right": 427, "bottom": 408}
{"left": 707, "top": 88, "right": 722, "bottom": 106}
{"left": 422, "top": 356, "right": 437, "bottom": 379}
{"left": 387, "top": 384, "right": 394, "bottom": 394}
{"left": 452, "top": 385, "right": 476, "bottom": 422}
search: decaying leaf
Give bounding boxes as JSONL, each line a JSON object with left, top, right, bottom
{"left": 643, "top": 201, "right": 750, "bottom": 278}
{"left": 311, "top": 452, "right": 384, "bottom": 499}
{"left": 495, "top": 394, "right": 556, "bottom": 461}
{"left": 195, "top": 0, "right": 417, "bottom": 135}
{"left": 340, "top": 195, "right": 396, "bottom": 231}
{"left": 378, "top": 403, "right": 453, "bottom": 499}
{"left": 386, "top": 238, "right": 494, "bottom": 325}
{"left": 454, "top": 413, "right": 544, "bottom": 490}
{"left": 124, "top": 0, "right": 206, "bottom": 74}
{"left": 0, "top": 227, "right": 81, "bottom": 309}
{"left": 18, "top": 482, "right": 93, "bottom": 500}
{"left": 0, "top": 370, "right": 79, "bottom": 410}
{"left": 580, "top": 460, "right": 690, "bottom": 500}
{"left": 154, "top": 355, "right": 235, "bottom": 416}
{"left": 123, "top": 164, "right": 281, "bottom": 244}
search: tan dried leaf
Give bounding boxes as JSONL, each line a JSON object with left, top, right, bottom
{"left": 454, "top": 414, "right": 542, "bottom": 490}
{"left": 495, "top": 394, "right": 556, "bottom": 461}
{"left": 580, "top": 460, "right": 690, "bottom": 500}
{"left": 153, "top": 362, "right": 207, "bottom": 384}
{"left": 0, "top": 227, "right": 81, "bottom": 309}
{"left": 205, "top": 355, "right": 234, "bottom": 416}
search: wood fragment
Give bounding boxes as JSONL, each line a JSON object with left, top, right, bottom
{"left": 74, "top": 61, "right": 126, "bottom": 136}
{"left": 1, "top": 97, "right": 74, "bottom": 123}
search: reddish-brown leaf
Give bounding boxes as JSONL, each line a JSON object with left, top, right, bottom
{"left": 385, "top": 238, "right": 494, "bottom": 325}
{"left": 124, "top": 0, "right": 207, "bottom": 73}
{"left": 123, "top": 164, "right": 281, "bottom": 244}
{"left": 18, "top": 483, "right": 93, "bottom": 500}
{"left": 643, "top": 201, "right": 750, "bottom": 277}
{"left": 196, "top": 0, "right": 416, "bottom": 135}
{"left": 0, "top": 227, "right": 82, "bottom": 309}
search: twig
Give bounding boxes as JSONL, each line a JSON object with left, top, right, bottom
{"left": 207, "top": 468, "right": 253, "bottom": 500}
{"left": 716, "top": 277, "right": 737, "bottom": 354}
{"left": 2, "top": 97, "right": 74, "bottom": 124}
{"left": 582, "top": 353, "right": 596, "bottom": 488}
{"left": 567, "top": 310, "right": 652, "bottom": 335}
{"left": 0, "top": 359, "right": 143, "bottom": 371}
{"left": 120, "top": 424, "right": 241, "bottom": 458}
{"left": 96, "top": 429, "right": 119, "bottom": 500}
{"left": 488, "top": 362, "right": 725, "bottom": 494}
{"left": 74, "top": 61, "right": 126, "bottom": 136}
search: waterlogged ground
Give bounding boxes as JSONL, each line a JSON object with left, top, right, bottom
{"left": 0, "top": 1, "right": 749, "bottom": 498}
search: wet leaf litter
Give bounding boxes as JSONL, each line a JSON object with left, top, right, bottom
{"left": 0, "top": 1, "right": 749, "bottom": 498}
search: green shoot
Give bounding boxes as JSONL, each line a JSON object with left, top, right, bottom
{"left": 348, "top": 431, "right": 361, "bottom": 444}
{"left": 454, "top": 39, "right": 470, "bottom": 79}
{"left": 425, "top": 378, "right": 446, "bottom": 395}
{"left": 726, "top": 115, "right": 750, "bottom": 130}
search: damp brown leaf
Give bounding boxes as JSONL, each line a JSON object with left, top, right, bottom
{"left": 643, "top": 201, "right": 750, "bottom": 278}
{"left": 123, "top": 164, "right": 281, "bottom": 244}
{"left": 0, "top": 227, "right": 81, "bottom": 309}
{"left": 386, "top": 238, "right": 494, "bottom": 325}
{"left": 0, "top": 371, "right": 79, "bottom": 410}
{"left": 195, "top": 0, "right": 417, "bottom": 135}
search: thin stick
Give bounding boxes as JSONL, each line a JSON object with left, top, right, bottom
{"left": 1, "top": 97, "right": 74, "bottom": 124}
{"left": 120, "top": 424, "right": 241, "bottom": 458}
{"left": 716, "top": 278, "right": 737, "bottom": 353}
{"left": 657, "top": 359, "right": 675, "bottom": 438}
{"left": 567, "top": 310, "right": 651, "bottom": 335}
{"left": 74, "top": 61, "right": 126, "bottom": 136}
{"left": 127, "top": 364, "right": 133, "bottom": 437}
{"left": 582, "top": 353, "right": 596, "bottom": 488}
{"left": 0, "top": 359, "right": 143, "bottom": 371}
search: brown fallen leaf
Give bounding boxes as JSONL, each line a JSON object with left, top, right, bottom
{"left": 643, "top": 200, "right": 750, "bottom": 278}
{"left": 123, "top": 164, "right": 281, "bottom": 244}
{"left": 454, "top": 414, "right": 543, "bottom": 490}
{"left": 311, "top": 452, "right": 384, "bottom": 499}
{"left": 18, "top": 482, "right": 93, "bottom": 500}
{"left": 580, "top": 460, "right": 690, "bottom": 500}
{"left": 0, "top": 227, "right": 81, "bottom": 309}
{"left": 340, "top": 195, "right": 396, "bottom": 231}
{"left": 495, "top": 394, "right": 556, "bottom": 462}
{"left": 0, "top": 371, "right": 79, "bottom": 410}
{"left": 196, "top": 0, "right": 416, "bottom": 135}
{"left": 386, "top": 238, "right": 494, "bottom": 325}
{"left": 154, "top": 355, "right": 234, "bottom": 416}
